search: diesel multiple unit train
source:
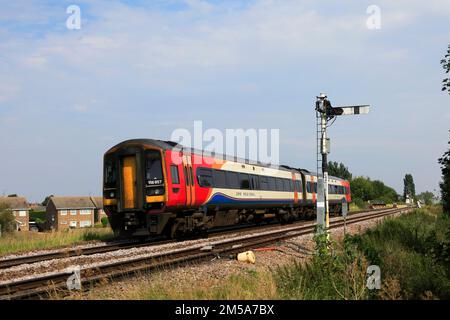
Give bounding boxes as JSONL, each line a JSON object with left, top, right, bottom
{"left": 103, "top": 139, "right": 351, "bottom": 238}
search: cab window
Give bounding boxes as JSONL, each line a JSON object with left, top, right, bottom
{"left": 146, "top": 151, "right": 163, "bottom": 186}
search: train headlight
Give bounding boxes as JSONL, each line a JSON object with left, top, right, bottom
{"left": 147, "top": 187, "right": 165, "bottom": 196}
{"left": 110, "top": 192, "right": 115, "bottom": 198}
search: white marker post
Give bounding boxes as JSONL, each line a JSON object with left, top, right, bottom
{"left": 315, "top": 94, "right": 370, "bottom": 237}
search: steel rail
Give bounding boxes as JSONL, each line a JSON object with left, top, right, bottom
{"left": 0, "top": 207, "right": 390, "bottom": 270}
{"left": 0, "top": 206, "right": 412, "bottom": 300}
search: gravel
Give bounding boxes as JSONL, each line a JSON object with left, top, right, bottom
{"left": 64, "top": 210, "right": 407, "bottom": 300}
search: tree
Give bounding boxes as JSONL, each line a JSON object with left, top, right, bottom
{"left": 403, "top": 174, "right": 416, "bottom": 201}
{"left": 441, "top": 44, "right": 450, "bottom": 94}
{"left": 417, "top": 191, "right": 434, "bottom": 206}
{"left": 350, "top": 176, "right": 399, "bottom": 204}
{"left": 438, "top": 135, "right": 450, "bottom": 216}
{"left": 350, "top": 177, "right": 375, "bottom": 202}
{"left": 0, "top": 202, "right": 16, "bottom": 234}
{"left": 328, "top": 161, "right": 352, "bottom": 180}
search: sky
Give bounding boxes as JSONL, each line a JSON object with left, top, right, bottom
{"left": 0, "top": 0, "right": 449, "bottom": 202}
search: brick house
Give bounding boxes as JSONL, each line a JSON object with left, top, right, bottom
{"left": 91, "top": 196, "right": 107, "bottom": 223}
{"left": 46, "top": 196, "right": 97, "bottom": 230}
{"left": 0, "top": 196, "right": 29, "bottom": 231}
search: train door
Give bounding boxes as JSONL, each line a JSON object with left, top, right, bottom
{"left": 166, "top": 159, "right": 185, "bottom": 208}
{"left": 292, "top": 173, "right": 299, "bottom": 205}
{"left": 311, "top": 175, "right": 316, "bottom": 204}
{"left": 182, "top": 155, "right": 195, "bottom": 207}
{"left": 122, "top": 155, "right": 137, "bottom": 209}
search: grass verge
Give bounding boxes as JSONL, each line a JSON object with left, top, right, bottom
{"left": 0, "top": 228, "right": 114, "bottom": 256}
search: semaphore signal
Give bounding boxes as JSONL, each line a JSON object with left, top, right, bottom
{"left": 315, "top": 93, "right": 370, "bottom": 235}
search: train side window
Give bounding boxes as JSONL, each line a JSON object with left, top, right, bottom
{"left": 226, "top": 171, "right": 239, "bottom": 189}
{"left": 170, "top": 165, "right": 180, "bottom": 184}
{"left": 249, "top": 175, "right": 259, "bottom": 190}
{"left": 213, "top": 170, "right": 227, "bottom": 188}
{"left": 239, "top": 173, "right": 250, "bottom": 189}
{"left": 104, "top": 160, "right": 116, "bottom": 187}
{"left": 260, "top": 176, "right": 268, "bottom": 190}
{"left": 306, "top": 182, "right": 311, "bottom": 193}
{"left": 314, "top": 182, "right": 317, "bottom": 193}
{"left": 276, "top": 178, "right": 284, "bottom": 191}
{"left": 267, "top": 177, "right": 276, "bottom": 191}
{"left": 289, "top": 180, "right": 294, "bottom": 192}
{"left": 296, "top": 180, "right": 302, "bottom": 193}
{"left": 283, "top": 179, "right": 290, "bottom": 192}
{"left": 197, "top": 167, "right": 213, "bottom": 187}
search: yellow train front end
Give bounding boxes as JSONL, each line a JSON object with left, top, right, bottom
{"left": 102, "top": 140, "right": 173, "bottom": 238}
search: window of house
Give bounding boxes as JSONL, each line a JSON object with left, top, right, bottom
{"left": 80, "top": 220, "right": 92, "bottom": 228}
{"left": 80, "top": 209, "right": 91, "bottom": 215}
{"left": 60, "top": 210, "right": 68, "bottom": 216}
{"left": 70, "top": 210, "right": 77, "bottom": 215}
{"left": 170, "top": 165, "right": 180, "bottom": 184}
{"left": 18, "top": 210, "right": 27, "bottom": 217}
{"left": 69, "top": 221, "right": 77, "bottom": 228}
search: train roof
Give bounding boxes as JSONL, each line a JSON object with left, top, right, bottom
{"left": 106, "top": 139, "right": 348, "bottom": 181}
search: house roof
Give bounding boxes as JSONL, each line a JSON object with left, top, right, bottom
{"left": 90, "top": 196, "right": 103, "bottom": 209}
{"left": 0, "top": 197, "right": 29, "bottom": 210}
{"left": 49, "top": 197, "right": 97, "bottom": 210}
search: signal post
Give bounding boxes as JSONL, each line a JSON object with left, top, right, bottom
{"left": 315, "top": 93, "right": 370, "bottom": 235}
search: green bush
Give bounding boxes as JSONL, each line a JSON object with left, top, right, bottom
{"left": 352, "top": 198, "right": 367, "bottom": 210}
{"left": 275, "top": 233, "right": 369, "bottom": 300}
{"left": 274, "top": 206, "right": 450, "bottom": 300}
{"left": 101, "top": 216, "right": 109, "bottom": 227}
{"left": 0, "top": 203, "right": 16, "bottom": 234}
{"left": 29, "top": 210, "right": 46, "bottom": 222}
{"left": 354, "top": 207, "right": 450, "bottom": 299}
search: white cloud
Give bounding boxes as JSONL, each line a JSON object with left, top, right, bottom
{"left": 73, "top": 103, "right": 88, "bottom": 112}
{"left": 23, "top": 55, "right": 47, "bottom": 68}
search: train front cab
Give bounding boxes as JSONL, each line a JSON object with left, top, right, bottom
{"left": 103, "top": 143, "right": 173, "bottom": 237}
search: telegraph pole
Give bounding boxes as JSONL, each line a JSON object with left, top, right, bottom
{"left": 315, "top": 93, "right": 370, "bottom": 235}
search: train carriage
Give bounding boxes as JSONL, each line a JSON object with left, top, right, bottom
{"left": 103, "top": 139, "right": 350, "bottom": 238}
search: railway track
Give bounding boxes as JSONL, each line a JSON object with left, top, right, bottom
{"left": 0, "top": 206, "right": 411, "bottom": 300}
{"left": 0, "top": 207, "right": 389, "bottom": 270}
